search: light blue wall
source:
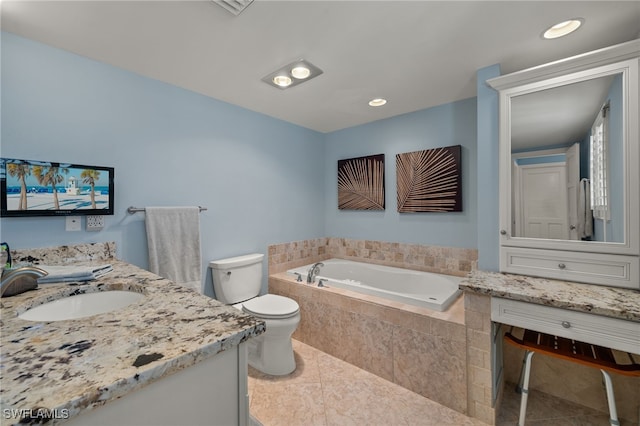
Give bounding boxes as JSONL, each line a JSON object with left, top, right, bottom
{"left": 0, "top": 32, "right": 325, "bottom": 295}
{"left": 1, "top": 32, "right": 491, "bottom": 293}
{"left": 515, "top": 154, "right": 566, "bottom": 166}
{"left": 476, "top": 64, "right": 501, "bottom": 271}
{"left": 324, "top": 98, "right": 477, "bottom": 248}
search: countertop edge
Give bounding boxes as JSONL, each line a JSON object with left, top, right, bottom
{"left": 58, "top": 327, "right": 261, "bottom": 421}
{"left": 460, "top": 270, "right": 640, "bottom": 322}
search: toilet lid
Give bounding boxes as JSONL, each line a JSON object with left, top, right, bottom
{"left": 242, "top": 294, "right": 299, "bottom": 319}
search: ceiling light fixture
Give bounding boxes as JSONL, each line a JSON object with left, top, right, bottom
{"left": 273, "top": 75, "right": 292, "bottom": 87}
{"left": 291, "top": 66, "right": 311, "bottom": 79}
{"left": 369, "top": 98, "right": 387, "bottom": 107}
{"left": 262, "top": 59, "right": 323, "bottom": 90}
{"left": 543, "top": 18, "right": 583, "bottom": 39}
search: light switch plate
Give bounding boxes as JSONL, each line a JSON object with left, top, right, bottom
{"left": 65, "top": 216, "right": 81, "bottom": 231}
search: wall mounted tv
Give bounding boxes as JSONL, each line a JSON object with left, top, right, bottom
{"left": 1, "top": 158, "right": 114, "bottom": 217}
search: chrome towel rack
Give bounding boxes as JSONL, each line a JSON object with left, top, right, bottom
{"left": 127, "top": 206, "right": 208, "bottom": 214}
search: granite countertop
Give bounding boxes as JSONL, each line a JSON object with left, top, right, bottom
{"left": 0, "top": 258, "right": 265, "bottom": 425}
{"left": 460, "top": 270, "right": 640, "bottom": 322}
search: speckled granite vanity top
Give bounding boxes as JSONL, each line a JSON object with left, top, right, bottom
{"left": 0, "top": 243, "right": 265, "bottom": 424}
{"left": 461, "top": 270, "right": 640, "bottom": 322}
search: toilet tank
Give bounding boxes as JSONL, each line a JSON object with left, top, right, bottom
{"left": 209, "top": 253, "right": 264, "bottom": 304}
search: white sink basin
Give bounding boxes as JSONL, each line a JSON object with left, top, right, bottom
{"left": 18, "top": 291, "right": 145, "bottom": 321}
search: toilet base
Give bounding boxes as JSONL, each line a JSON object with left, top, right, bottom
{"left": 247, "top": 313, "right": 299, "bottom": 376}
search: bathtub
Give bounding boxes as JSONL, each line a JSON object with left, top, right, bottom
{"left": 287, "top": 258, "right": 462, "bottom": 311}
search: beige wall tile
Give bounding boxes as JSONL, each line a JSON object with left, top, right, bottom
{"left": 393, "top": 327, "right": 468, "bottom": 414}
{"left": 268, "top": 238, "right": 478, "bottom": 277}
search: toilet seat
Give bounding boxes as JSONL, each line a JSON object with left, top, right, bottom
{"left": 242, "top": 294, "right": 299, "bottom": 319}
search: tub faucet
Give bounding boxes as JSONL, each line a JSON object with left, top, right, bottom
{"left": 1, "top": 266, "right": 47, "bottom": 297}
{"left": 306, "top": 262, "right": 324, "bottom": 284}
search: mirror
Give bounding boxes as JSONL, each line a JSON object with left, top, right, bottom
{"left": 509, "top": 73, "right": 623, "bottom": 243}
{"left": 488, "top": 40, "right": 639, "bottom": 287}
{"left": 490, "top": 47, "right": 640, "bottom": 257}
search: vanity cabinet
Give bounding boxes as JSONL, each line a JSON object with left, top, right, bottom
{"left": 491, "top": 298, "right": 639, "bottom": 354}
{"left": 488, "top": 39, "right": 640, "bottom": 289}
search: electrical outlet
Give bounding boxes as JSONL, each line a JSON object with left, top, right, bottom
{"left": 65, "top": 216, "right": 81, "bottom": 231}
{"left": 86, "top": 215, "right": 105, "bottom": 231}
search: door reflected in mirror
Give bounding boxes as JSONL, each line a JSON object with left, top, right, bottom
{"left": 510, "top": 73, "right": 624, "bottom": 243}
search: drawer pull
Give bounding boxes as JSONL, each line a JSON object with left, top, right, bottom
{"left": 561, "top": 321, "right": 571, "bottom": 329}
{"left": 558, "top": 263, "right": 566, "bottom": 269}
{"left": 500, "top": 229, "right": 507, "bottom": 236}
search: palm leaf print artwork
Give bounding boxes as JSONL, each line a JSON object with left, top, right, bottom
{"left": 338, "top": 154, "right": 385, "bottom": 210}
{"left": 396, "top": 145, "right": 462, "bottom": 212}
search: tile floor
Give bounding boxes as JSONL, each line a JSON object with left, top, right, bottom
{"left": 248, "top": 339, "right": 624, "bottom": 426}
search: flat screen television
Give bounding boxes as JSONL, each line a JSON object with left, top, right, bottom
{"left": 1, "top": 157, "right": 115, "bottom": 217}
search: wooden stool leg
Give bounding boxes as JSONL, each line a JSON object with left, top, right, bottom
{"left": 600, "top": 370, "right": 620, "bottom": 426}
{"left": 518, "top": 350, "right": 535, "bottom": 426}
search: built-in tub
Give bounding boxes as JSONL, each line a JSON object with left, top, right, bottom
{"left": 287, "top": 258, "right": 462, "bottom": 311}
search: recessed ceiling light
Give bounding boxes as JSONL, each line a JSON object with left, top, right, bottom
{"left": 543, "top": 19, "right": 583, "bottom": 39}
{"left": 369, "top": 98, "right": 387, "bottom": 107}
{"left": 273, "top": 75, "right": 292, "bottom": 87}
{"left": 291, "top": 66, "right": 311, "bottom": 79}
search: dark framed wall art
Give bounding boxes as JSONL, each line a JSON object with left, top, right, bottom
{"left": 396, "top": 145, "right": 462, "bottom": 213}
{"left": 337, "top": 154, "right": 385, "bottom": 210}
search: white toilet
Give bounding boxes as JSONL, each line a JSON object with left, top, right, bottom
{"left": 209, "top": 253, "right": 300, "bottom": 376}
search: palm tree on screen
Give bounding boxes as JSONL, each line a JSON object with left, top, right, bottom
{"left": 81, "top": 169, "right": 101, "bottom": 208}
{"left": 6, "top": 163, "right": 31, "bottom": 210}
{"left": 33, "top": 166, "right": 67, "bottom": 210}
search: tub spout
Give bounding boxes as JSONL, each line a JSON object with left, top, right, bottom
{"left": 306, "top": 262, "right": 324, "bottom": 284}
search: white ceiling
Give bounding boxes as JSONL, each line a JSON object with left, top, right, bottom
{"left": 511, "top": 75, "right": 615, "bottom": 151}
{"left": 1, "top": 1, "right": 639, "bottom": 133}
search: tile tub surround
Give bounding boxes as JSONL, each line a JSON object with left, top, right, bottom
{"left": 268, "top": 272, "right": 469, "bottom": 416}
{"left": 461, "top": 270, "right": 640, "bottom": 425}
{"left": 1, "top": 247, "right": 265, "bottom": 424}
{"left": 269, "top": 238, "right": 477, "bottom": 278}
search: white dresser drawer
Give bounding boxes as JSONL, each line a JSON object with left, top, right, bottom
{"left": 501, "top": 247, "right": 639, "bottom": 289}
{"left": 491, "top": 298, "right": 640, "bottom": 354}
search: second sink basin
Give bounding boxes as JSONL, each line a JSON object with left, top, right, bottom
{"left": 18, "top": 291, "right": 145, "bottom": 321}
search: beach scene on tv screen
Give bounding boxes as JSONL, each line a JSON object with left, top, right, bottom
{"left": 3, "top": 160, "right": 110, "bottom": 211}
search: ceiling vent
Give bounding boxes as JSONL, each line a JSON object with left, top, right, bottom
{"left": 212, "top": 0, "right": 254, "bottom": 16}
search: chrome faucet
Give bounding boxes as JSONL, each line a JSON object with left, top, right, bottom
{"left": 1, "top": 266, "right": 48, "bottom": 297}
{"left": 306, "top": 262, "right": 324, "bottom": 284}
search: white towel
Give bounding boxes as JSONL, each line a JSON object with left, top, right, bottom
{"left": 145, "top": 206, "right": 202, "bottom": 293}
{"left": 577, "top": 178, "right": 593, "bottom": 239}
{"left": 37, "top": 264, "right": 113, "bottom": 284}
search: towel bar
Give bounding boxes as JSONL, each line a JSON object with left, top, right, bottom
{"left": 127, "top": 206, "right": 207, "bottom": 214}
